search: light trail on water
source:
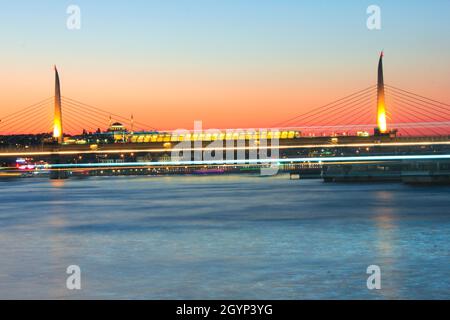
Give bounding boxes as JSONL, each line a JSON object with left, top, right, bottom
{"left": 1, "top": 141, "right": 450, "bottom": 157}
{"left": 36, "top": 154, "right": 450, "bottom": 170}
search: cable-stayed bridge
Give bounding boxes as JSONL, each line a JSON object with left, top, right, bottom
{"left": 1, "top": 79, "right": 450, "bottom": 138}
{"left": 0, "top": 53, "right": 449, "bottom": 179}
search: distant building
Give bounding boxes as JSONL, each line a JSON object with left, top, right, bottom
{"left": 108, "top": 122, "right": 127, "bottom": 133}
{"left": 108, "top": 122, "right": 128, "bottom": 142}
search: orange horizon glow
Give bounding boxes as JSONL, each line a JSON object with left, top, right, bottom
{"left": 1, "top": 61, "right": 449, "bottom": 135}
{"left": 0, "top": 2, "right": 449, "bottom": 135}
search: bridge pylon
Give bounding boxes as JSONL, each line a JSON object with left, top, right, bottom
{"left": 376, "top": 51, "right": 388, "bottom": 135}
{"left": 53, "top": 66, "right": 63, "bottom": 144}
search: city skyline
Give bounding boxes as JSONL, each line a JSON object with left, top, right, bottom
{"left": 1, "top": 1, "right": 450, "bottom": 130}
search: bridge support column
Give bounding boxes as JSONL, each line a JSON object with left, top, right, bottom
{"left": 49, "top": 151, "right": 70, "bottom": 180}
{"left": 53, "top": 66, "right": 63, "bottom": 144}
{"left": 376, "top": 52, "right": 388, "bottom": 135}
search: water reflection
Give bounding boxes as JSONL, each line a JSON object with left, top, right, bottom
{"left": 373, "top": 190, "right": 402, "bottom": 299}
{"left": 0, "top": 177, "right": 448, "bottom": 299}
{"left": 50, "top": 179, "right": 66, "bottom": 188}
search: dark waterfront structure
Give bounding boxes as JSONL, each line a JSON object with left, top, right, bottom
{"left": 322, "top": 159, "right": 450, "bottom": 184}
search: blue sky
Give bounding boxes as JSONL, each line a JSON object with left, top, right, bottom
{"left": 1, "top": 1, "right": 449, "bottom": 128}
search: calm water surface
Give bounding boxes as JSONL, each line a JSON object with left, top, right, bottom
{"left": 0, "top": 175, "right": 449, "bottom": 299}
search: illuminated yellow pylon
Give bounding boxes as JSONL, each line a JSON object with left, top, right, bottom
{"left": 377, "top": 52, "right": 387, "bottom": 134}
{"left": 53, "top": 66, "right": 63, "bottom": 143}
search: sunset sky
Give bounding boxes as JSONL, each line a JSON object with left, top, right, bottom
{"left": 1, "top": 0, "right": 449, "bottom": 131}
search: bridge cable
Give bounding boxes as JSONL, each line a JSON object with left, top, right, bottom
{"left": 385, "top": 89, "right": 450, "bottom": 118}
{"left": 293, "top": 92, "right": 377, "bottom": 128}
{"left": 0, "top": 97, "right": 53, "bottom": 121}
{"left": 385, "top": 84, "right": 450, "bottom": 110}
{"left": 62, "top": 96, "right": 157, "bottom": 130}
{"left": 272, "top": 85, "right": 377, "bottom": 127}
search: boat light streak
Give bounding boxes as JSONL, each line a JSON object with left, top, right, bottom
{"left": 1, "top": 141, "right": 450, "bottom": 157}
{"left": 36, "top": 154, "right": 450, "bottom": 170}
